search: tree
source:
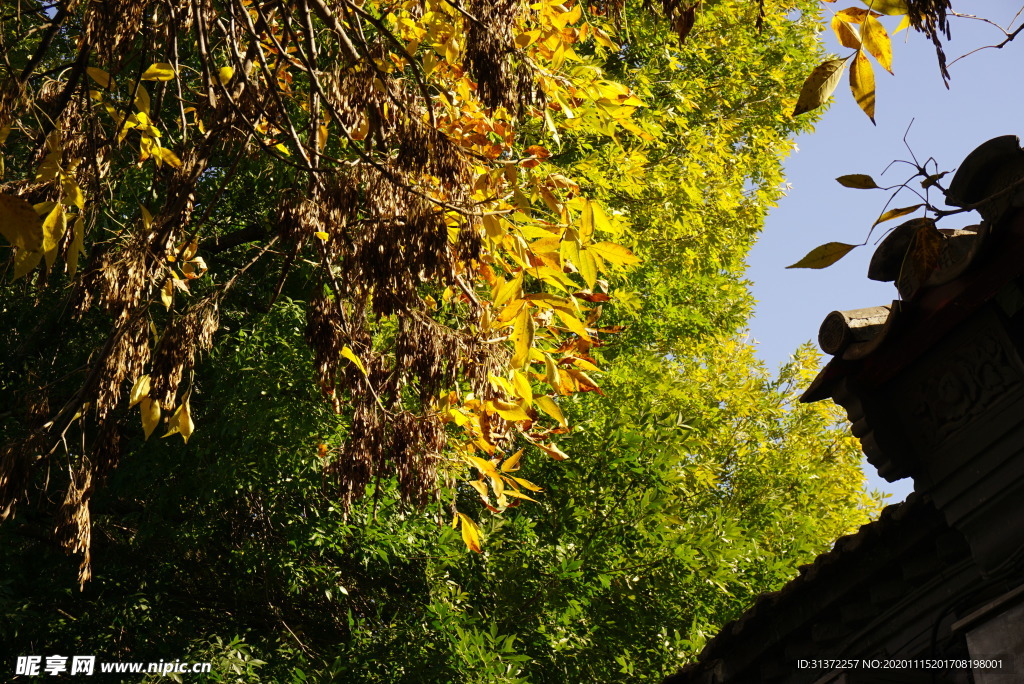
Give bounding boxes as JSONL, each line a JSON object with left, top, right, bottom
{"left": 0, "top": 0, "right": 653, "bottom": 581}
{"left": 2, "top": 0, "right": 883, "bottom": 681}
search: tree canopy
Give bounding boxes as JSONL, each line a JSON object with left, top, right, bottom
{"left": 1, "top": 0, "right": 888, "bottom": 680}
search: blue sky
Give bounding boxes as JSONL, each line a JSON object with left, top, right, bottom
{"left": 747, "top": 5, "right": 1024, "bottom": 502}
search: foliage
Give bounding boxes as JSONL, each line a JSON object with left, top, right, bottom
{"left": 793, "top": 1, "right": 908, "bottom": 123}
{"left": 0, "top": 0, "right": 885, "bottom": 680}
{"left": 0, "top": 302, "right": 879, "bottom": 682}
{"left": 0, "top": 0, "right": 669, "bottom": 576}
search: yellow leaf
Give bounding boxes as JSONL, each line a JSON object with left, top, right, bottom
{"left": 511, "top": 306, "right": 534, "bottom": 369}
{"left": 156, "top": 147, "right": 183, "bottom": 169}
{"left": 465, "top": 455, "right": 502, "bottom": 481}
{"left": 129, "top": 375, "right": 151, "bottom": 408}
{"left": 161, "top": 278, "right": 174, "bottom": 309}
{"left": 859, "top": 0, "right": 908, "bottom": 15}
{"left": 592, "top": 26, "right": 618, "bottom": 50}
{"left": 140, "top": 204, "right": 154, "bottom": 231}
{"left": 0, "top": 194, "right": 43, "bottom": 250}
{"left": 217, "top": 66, "right": 235, "bottom": 85}
{"left": 786, "top": 242, "right": 858, "bottom": 269}
{"left": 11, "top": 248, "right": 43, "bottom": 280}
{"left": 872, "top": 204, "right": 923, "bottom": 227}
{"left": 488, "top": 372, "right": 516, "bottom": 397}
{"left": 508, "top": 475, "right": 543, "bottom": 492}
{"left": 512, "top": 370, "right": 533, "bottom": 406}
{"left": 515, "top": 30, "right": 541, "bottom": 48}
{"left": 494, "top": 270, "right": 523, "bottom": 308}
{"left": 66, "top": 216, "right": 84, "bottom": 278}
{"left": 61, "top": 177, "right": 85, "bottom": 210}
{"left": 86, "top": 67, "right": 111, "bottom": 88}
{"left": 831, "top": 16, "right": 861, "bottom": 49}
{"left": 314, "top": 231, "right": 330, "bottom": 241}
{"left": 501, "top": 449, "right": 524, "bottom": 472}
{"left": 537, "top": 442, "right": 569, "bottom": 461}
{"left": 792, "top": 58, "right": 847, "bottom": 117}
{"left": 578, "top": 247, "right": 598, "bottom": 290}
{"left": 836, "top": 8, "right": 879, "bottom": 24}
{"left": 554, "top": 308, "right": 591, "bottom": 339}
{"left": 341, "top": 346, "right": 368, "bottom": 375}
{"left": 140, "top": 397, "right": 161, "bottom": 440}
{"left": 861, "top": 14, "right": 893, "bottom": 73}
{"left": 163, "top": 396, "right": 195, "bottom": 442}
{"left": 579, "top": 200, "right": 595, "bottom": 243}
{"left": 135, "top": 85, "right": 151, "bottom": 116}
{"left": 468, "top": 479, "right": 489, "bottom": 502}
{"left": 849, "top": 51, "right": 876, "bottom": 123}
{"left": 317, "top": 123, "right": 329, "bottom": 150}
{"left": 893, "top": 14, "right": 911, "bottom": 34}
{"left": 41, "top": 204, "right": 66, "bottom": 273}
{"left": 589, "top": 241, "right": 640, "bottom": 266}
{"left": 141, "top": 62, "right": 177, "bottom": 81}
{"left": 544, "top": 353, "right": 561, "bottom": 393}
{"left": 501, "top": 488, "right": 539, "bottom": 503}
{"left": 488, "top": 399, "right": 530, "bottom": 422}
{"left": 456, "top": 513, "right": 482, "bottom": 553}
{"left": 534, "top": 395, "right": 567, "bottom": 427}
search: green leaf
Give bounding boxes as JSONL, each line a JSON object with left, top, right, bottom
{"left": 836, "top": 173, "right": 878, "bottom": 189}
{"left": 786, "top": 242, "right": 858, "bottom": 269}
{"left": 792, "top": 58, "right": 848, "bottom": 117}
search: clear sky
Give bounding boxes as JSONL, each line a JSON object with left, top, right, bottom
{"left": 747, "top": 5, "right": 1024, "bottom": 502}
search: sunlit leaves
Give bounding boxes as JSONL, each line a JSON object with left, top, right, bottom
{"left": 140, "top": 397, "right": 161, "bottom": 440}
{"left": 128, "top": 376, "right": 151, "bottom": 408}
{"left": 140, "top": 63, "right": 176, "bottom": 80}
{"left": 831, "top": 16, "right": 861, "bottom": 49}
{"left": 535, "top": 395, "right": 567, "bottom": 427}
{"left": 859, "top": 0, "right": 908, "bottom": 15}
{"left": 849, "top": 52, "right": 876, "bottom": 123}
{"left": 812, "top": 6, "right": 901, "bottom": 121}
{"left": 510, "top": 307, "right": 535, "bottom": 369}
{"left": 341, "top": 346, "right": 368, "bottom": 376}
{"left": 792, "top": 58, "right": 847, "bottom": 117}
{"left": 861, "top": 15, "right": 893, "bottom": 74}
{"left": 163, "top": 395, "right": 195, "bottom": 443}
{"left": 589, "top": 242, "right": 640, "bottom": 266}
{"left": 786, "top": 242, "right": 858, "bottom": 269}
{"left": 455, "top": 513, "right": 482, "bottom": 553}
